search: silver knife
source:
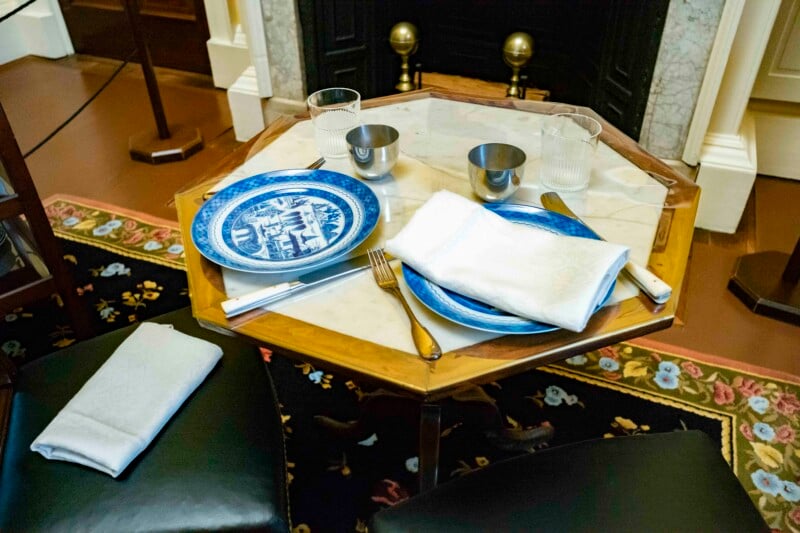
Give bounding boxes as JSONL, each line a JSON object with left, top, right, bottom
{"left": 540, "top": 192, "right": 672, "bottom": 304}
{"left": 221, "top": 253, "right": 371, "bottom": 318}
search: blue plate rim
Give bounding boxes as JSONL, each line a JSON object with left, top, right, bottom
{"left": 191, "top": 169, "right": 380, "bottom": 273}
{"left": 402, "top": 203, "right": 615, "bottom": 334}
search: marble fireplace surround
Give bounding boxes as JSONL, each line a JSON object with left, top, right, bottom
{"left": 210, "top": 0, "right": 779, "bottom": 234}
{"left": 215, "top": 0, "right": 723, "bottom": 162}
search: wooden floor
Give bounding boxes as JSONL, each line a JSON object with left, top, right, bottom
{"left": 0, "top": 55, "right": 240, "bottom": 220}
{"left": 2, "top": 55, "right": 799, "bottom": 376}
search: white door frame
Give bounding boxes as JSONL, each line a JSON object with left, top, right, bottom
{"left": 204, "top": 0, "right": 273, "bottom": 142}
{"left": 683, "top": 0, "right": 782, "bottom": 233}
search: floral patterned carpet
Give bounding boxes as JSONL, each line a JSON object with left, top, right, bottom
{"left": 2, "top": 195, "right": 797, "bottom": 532}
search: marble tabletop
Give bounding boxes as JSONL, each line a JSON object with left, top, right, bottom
{"left": 174, "top": 91, "right": 698, "bottom": 399}
{"left": 216, "top": 98, "right": 666, "bottom": 354}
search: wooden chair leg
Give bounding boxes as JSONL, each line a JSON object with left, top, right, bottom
{"left": 0, "top": 102, "right": 94, "bottom": 341}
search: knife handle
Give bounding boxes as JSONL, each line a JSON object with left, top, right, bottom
{"left": 221, "top": 282, "right": 299, "bottom": 318}
{"left": 623, "top": 261, "right": 672, "bottom": 304}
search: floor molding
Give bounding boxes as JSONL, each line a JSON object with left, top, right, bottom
{"left": 206, "top": 34, "right": 249, "bottom": 89}
{"left": 227, "top": 66, "right": 265, "bottom": 142}
{"left": 694, "top": 112, "right": 757, "bottom": 233}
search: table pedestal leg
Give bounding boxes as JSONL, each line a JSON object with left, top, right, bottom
{"left": 453, "top": 385, "right": 555, "bottom": 453}
{"left": 313, "top": 386, "right": 554, "bottom": 492}
{"left": 419, "top": 403, "right": 441, "bottom": 492}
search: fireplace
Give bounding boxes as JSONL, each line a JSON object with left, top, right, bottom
{"left": 297, "top": 0, "right": 670, "bottom": 142}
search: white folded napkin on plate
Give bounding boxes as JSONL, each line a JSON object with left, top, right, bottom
{"left": 385, "top": 190, "right": 630, "bottom": 332}
{"left": 31, "top": 323, "right": 222, "bottom": 477}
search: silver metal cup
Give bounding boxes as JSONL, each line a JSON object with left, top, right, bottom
{"left": 468, "top": 143, "right": 526, "bottom": 202}
{"left": 345, "top": 124, "right": 400, "bottom": 180}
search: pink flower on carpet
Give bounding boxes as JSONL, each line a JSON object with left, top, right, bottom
{"left": 790, "top": 506, "right": 800, "bottom": 525}
{"left": 371, "top": 479, "right": 409, "bottom": 506}
{"left": 123, "top": 219, "right": 138, "bottom": 231}
{"left": 713, "top": 381, "right": 735, "bottom": 405}
{"left": 680, "top": 361, "right": 703, "bottom": 378}
{"left": 775, "top": 392, "right": 800, "bottom": 416}
{"left": 58, "top": 206, "right": 84, "bottom": 219}
{"left": 597, "top": 346, "right": 620, "bottom": 359}
{"left": 736, "top": 378, "right": 765, "bottom": 398}
{"left": 739, "top": 423, "right": 754, "bottom": 441}
{"left": 123, "top": 230, "right": 145, "bottom": 245}
{"left": 775, "top": 424, "right": 796, "bottom": 444}
{"left": 75, "top": 284, "right": 93, "bottom": 296}
{"left": 57, "top": 205, "right": 76, "bottom": 218}
{"left": 149, "top": 227, "right": 173, "bottom": 242}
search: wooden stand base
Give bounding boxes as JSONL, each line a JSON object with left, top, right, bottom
{"left": 728, "top": 251, "right": 800, "bottom": 326}
{"left": 129, "top": 124, "right": 203, "bottom": 165}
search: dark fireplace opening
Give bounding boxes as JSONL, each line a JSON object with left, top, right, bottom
{"left": 297, "top": 0, "right": 669, "bottom": 141}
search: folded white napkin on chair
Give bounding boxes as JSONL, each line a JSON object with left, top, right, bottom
{"left": 385, "top": 190, "right": 630, "bottom": 332}
{"left": 31, "top": 323, "right": 222, "bottom": 477}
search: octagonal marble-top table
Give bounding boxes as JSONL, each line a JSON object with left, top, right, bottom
{"left": 175, "top": 90, "right": 699, "bottom": 490}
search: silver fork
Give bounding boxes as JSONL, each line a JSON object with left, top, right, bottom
{"left": 368, "top": 249, "right": 442, "bottom": 361}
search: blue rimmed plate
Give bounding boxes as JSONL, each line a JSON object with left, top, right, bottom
{"left": 402, "top": 203, "right": 615, "bottom": 334}
{"left": 192, "top": 169, "right": 380, "bottom": 273}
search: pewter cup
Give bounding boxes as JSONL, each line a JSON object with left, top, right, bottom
{"left": 468, "top": 143, "right": 526, "bottom": 202}
{"left": 345, "top": 124, "right": 400, "bottom": 180}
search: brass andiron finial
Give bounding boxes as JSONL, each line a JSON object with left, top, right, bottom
{"left": 389, "top": 22, "right": 419, "bottom": 92}
{"left": 503, "top": 32, "right": 534, "bottom": 98}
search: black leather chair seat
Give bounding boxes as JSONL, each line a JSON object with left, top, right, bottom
{"left": 369, "top": 430, "right": 769, "bottom": 533}
{"left": 0, "top": 308, "right": 289, "bottom": 532}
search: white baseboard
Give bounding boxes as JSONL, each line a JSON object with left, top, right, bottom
{"left": 0, "top": 21, "right": 25, "bottom": 65}
{"left": 25, "top": 1, "right": 73, "bottom": 58}
{"left": 227, "top": 67, "right": 265, "bottom": 142}
{"left": 694, "top": 112, "right": 757, "bottom": 233}
{"left": 206, "top": 37, "right": 250, "bottom": 89}
{"left": 0, "top": 0, "right": 73, "bottom": 63}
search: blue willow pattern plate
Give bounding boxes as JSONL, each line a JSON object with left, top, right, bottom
{"left": 191, "top": 169, "right": 380, "bottom": 273}
{"left": 402, "top": 203, "right": 615, "bottom": 334}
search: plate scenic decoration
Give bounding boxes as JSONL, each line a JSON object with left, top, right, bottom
{"left": 402, "top": 203, "right": 615, "bottom": 334}
{"left": 192, "top": 169, "right": 380, "bottom": 273}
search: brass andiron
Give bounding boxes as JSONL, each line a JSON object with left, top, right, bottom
{"left": 503, "top": 32, "right": 534, "bottom": 98}
{"left": 389, "top": 22, "right": 419, "bottom": 92}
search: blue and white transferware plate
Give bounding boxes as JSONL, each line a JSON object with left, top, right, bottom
{"left": 192, "top": 169, "right": 380, "bottom": 273}
{"left": 402, "top": 203, "right": 615, "bottom": 334}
